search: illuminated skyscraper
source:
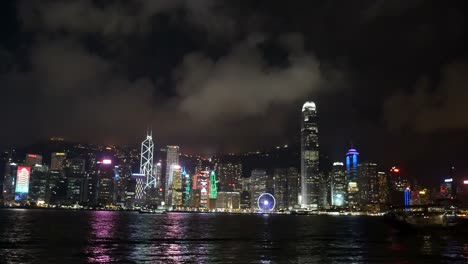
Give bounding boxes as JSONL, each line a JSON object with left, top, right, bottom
{"left": 273, "top": 168, "right": 288, "bottom": 209}
{"left": 140, "top": 131, "right": 154, "bottom": 190}
{"left": 216, "top": 192, "right": 240, "bottom": 210}
{"left": 346, "top": 148, "right": 359, "bottom": 208}
{"left": 377, "top": 172, "right": 390, "bottom": 204}
{"left": 165, "top": 146, "right": 180, "bottom": 196}
{"left": 29, "top": 165, "right": 49, "bottom": 205}
{"left": 216, "top": 162, "right": 242, "bottom": 192}
{"left": 97, "top": 160, "right": 114, "bottom": 207}
{"left": 183, "top": 168, "right": 191, "bottom": 206}
{"left": 358, "top": 162, "right": 379, "bottom": 206}
{"left": 2, "top": 162, "right": 17, "bottom": 204}
{"left": 250, "top": 169, "right": 268, "bottom": 210}
{"left": 331, "top": 162, "right": 346, "bottom": 207}
{"left": 191, "top": 170, "right": 210, "bottom": 208}
{"left": 25, "top": 154, "right": 42, "bottom": 167}
{"left": 209, "top": 170, "right": 218, "bottom": 199}
{"left": 170, "top": 165, "right": 183, "bottom": 207}
{"left": 131, "top": 173, "right": 146, "bottom": 205}
{"left": 154, "top": 162, "right": 162, "bottom": 188}
{"left": 287, "top": 167, "right": 300, "bottom": 208}
{"left": 51, "top": 152, "right": 67, "bottom": 171}
{"left": 301, "top": 101, "right": 319, "bottom": 209}
{"left": 388, "top": 166, "right": 408, "bottom": 205}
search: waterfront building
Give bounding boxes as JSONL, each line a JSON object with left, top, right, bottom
{"left": 377, "top": 172, "right": 390, "bottom": 204}
{"left": 388, "top": 166, "right": 408, "bottom": 205}
{"left": 51, "top": 152, "right": 67, "bottom": 171}
{"left": 191, "top": 170, "right": 210, "bottom": 209}
{"left": 331, "top": 162, "right": 346, "bottom": 207}
{"left": 273, "top": 168, "right": 288, "bottom": 210}
{"left": 25, "top": 154, "right": 42, "bottom": 167}
{"left": 2, "top": 162, "right": 17, "bottom": 204}
{"left": 346, "top": 148, "right": 359, "bottom": 208}
{"left": 287, "top": 167, "right": 300, "bottom": 208}
{"left": 301, "top": 101, "right": 320, "bottom": 209}
{"left": 97, "top": 161, "right": 115, "bottom": 207}
{"left": 165, "top": 146, "right": 180, "bottom": 196}
{"left": 29, "top": 164, "right": 49, "bottom": 205}
{"left": 216, "top": 192, "right": 240, "bottom": 210}
{"left": 131, "top": 173, "right": 146, "bottom": 206}
{"left": 171, "top": 165, "right": 183, "bottom": 207}
{"left": 250, "top": 169, "right": 268, "bottom": 210}
{"left": 358, "top": 162, "right": 379, "bottom": 205}
{"left": 140, "top": 131, "right": 155, "bottom": 189}
{"left": 216, "top": 162, "right": 242, "bottom": 192}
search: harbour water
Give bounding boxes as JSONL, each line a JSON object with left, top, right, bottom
{"left": 0, "top": 209, "right": 467, "bottom": 263}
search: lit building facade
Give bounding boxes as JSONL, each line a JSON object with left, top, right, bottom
{"left": 171, "top": 165, "right": 183, "bottom": 207}
{"left": 346, "top": 148, "right": 359, "bottom": 208}
{"left": 377, "top": 172, "right": 389, "bottom": 204}
{"left": 216, "top": 192, "right": 240, "bottom": 210}
{"left": 287, "top": 167, "right": 300, "bottom": 208}
{"left": 29, "top": 165, "right": 49, "bottom": 204}
{"left": 191, "top": 170, "right": 210, "bottom": 208}
{"left": 25, "top": 154, "right": 42, "bottom": 167}
{"left": 250, "top": 169, "right": 268, "bottom": 210}
{"left": 273, "top": 168, "right": 288, "bottom": 210}
{"left": 2, "top": 162, "right": 17, "bottom": 204}
{"left": 301, "top": 101, "right": 320, "bottom": 209}
{"left": 165, "top": 146, "right": 180, "bottom": 196}
{"left": 388, "top": 166, "right": 408, "bottom": 205}
{"left": 97, "top": 161, "right": 115, "bottom": 207}
{"left": 358, "top": 162, "right": 379, "bottom": 205}
{"left": 216, "top": 162, "right": 242, "bottom": 192}
{"left": 131, "top": 173, "right": 146, "bottom": 206}
{"left": 165, "top": 164, "right": 183, "bottom": 207}
{"left": 51, "top": 152, "right": 67, "bottom": 171}
{"left": 331, "top": 162, "right": 346, "bottom": 207}
{"left": 15, "top": 166, "right": 31, "bottom": 202}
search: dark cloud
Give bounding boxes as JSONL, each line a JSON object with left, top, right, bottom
{"left": 174, "top": 33, "right": 323, "bottom": 121}
{"left": 384, "top": 62, "right": 468, "bottom": 133}
{"left": 18, "top": 0, "right": 236, "bottom": 37}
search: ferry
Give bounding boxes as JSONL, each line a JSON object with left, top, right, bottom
{"left": 384, "top": 205, "right": 461, "bottom": 230}
{"left": 138, "top": 208, "right": 166, "bottom": 214}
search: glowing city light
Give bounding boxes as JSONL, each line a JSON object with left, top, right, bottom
{"left": 464, "top": 180, "right": 468, "bottom": 185}
{"left": 444, "top": 178, "right": 453, "bottom": 183}
{"left": 102, "top": 159, "right": 112, "bottom": 164}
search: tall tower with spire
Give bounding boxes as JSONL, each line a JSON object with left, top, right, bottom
{"left": 140, "top": 129, "right": 155, "bottom": 190}
{"left": 301, "top": 101, "right": 320, "bottom": 209}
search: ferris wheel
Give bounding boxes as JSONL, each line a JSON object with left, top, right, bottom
{"left": 257, "top": 193, "right": 276, "bottom": 212}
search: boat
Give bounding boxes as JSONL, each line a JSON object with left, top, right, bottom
{"left": 138, "top": 208, "right": 166, "bottom": 214}
{"left": 384, "top": 205, "right": 462, "bottom": 230}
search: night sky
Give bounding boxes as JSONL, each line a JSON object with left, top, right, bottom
{"left": 1, "top": 1, "right": 467, "bottom": 183}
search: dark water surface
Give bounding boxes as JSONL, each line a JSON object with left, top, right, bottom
{"left": 1, "top": 209, "right": 468, "bottom": 263}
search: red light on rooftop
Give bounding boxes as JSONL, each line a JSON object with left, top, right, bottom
{"left": 390, "top": 166, "right": 400, "bottom": 173}
{"left": 27, "top": 154, "right": 37, "bottom": 158}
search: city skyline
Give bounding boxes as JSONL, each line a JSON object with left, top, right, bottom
{"left": 0, "top": 1, "right": 467, "bottom": 184}
{"left": 1, "top": 2, "right": 468, "bottom": 263}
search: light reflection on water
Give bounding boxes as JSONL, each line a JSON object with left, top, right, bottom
{"left": 86, "top": 211, "right": 117, "bottom": 263}
{"left": 0, "top": 209, "right": 468, "bottom": 263}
